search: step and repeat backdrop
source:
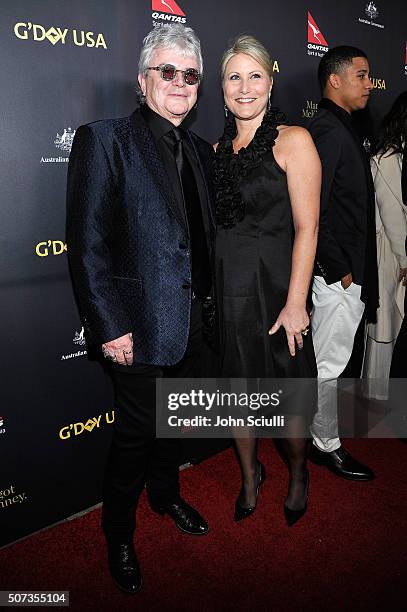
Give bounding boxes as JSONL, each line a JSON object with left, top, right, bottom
{"left": 1, "top": 0, "right": 406, "bottom": 547}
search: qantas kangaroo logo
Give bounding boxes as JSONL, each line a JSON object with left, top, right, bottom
{"left": 152, "top": 0, "right": 185, "bottom": 16}
{"left": 307, "top": 12, "right": 328, "bottom": 46}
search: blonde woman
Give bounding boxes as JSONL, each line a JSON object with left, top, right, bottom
{"left": 214, "top": 36, "right": 321, "bottom": 525}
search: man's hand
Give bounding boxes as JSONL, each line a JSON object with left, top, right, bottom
{"left": 341, "top": 273, "right": 353, "bottom": 290}
{"left": 102, "top": 333, "right": 133, "bottom": 366}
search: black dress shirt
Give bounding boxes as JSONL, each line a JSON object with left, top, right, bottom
{"left": 140, "top": 104, "right": 211, "bottom": 295}
{"left": 140, "top": 104, "right": 209, "bottom": 232}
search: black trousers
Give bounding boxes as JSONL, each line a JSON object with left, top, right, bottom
{"left": 102, "top": 300, "right": 204, "bottom": 542}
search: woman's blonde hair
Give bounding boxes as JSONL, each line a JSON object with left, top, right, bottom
{"left": 220, "top": 34, "right": 274, "bottom": 79}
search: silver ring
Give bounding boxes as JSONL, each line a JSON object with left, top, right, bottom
{"left": 123, "top": 349, "right": 133, "bottom": 355}
{"left": 301, "top": 328, "right": 309, "bottom": 336}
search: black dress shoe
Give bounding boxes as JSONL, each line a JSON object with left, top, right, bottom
{"left": 234, "top": 462, "right": 266, "bottom": 522}
{"left": 107, "top": 541, "right": 142, "bottom": 594}
{"left": 310, "top": 445, "right": 375, "bottom": 480}
{"left": 284, "top": 469, "right": 309, "bottom": 527}
{"left": 152, "top": 498, "right": 209, "bottom": 535}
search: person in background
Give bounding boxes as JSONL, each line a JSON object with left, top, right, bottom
{"left": 363, "top": 91, "right": 407, "bottom": 398}
{"left": 307, "top": 46, "right": 379, "bottom": 479}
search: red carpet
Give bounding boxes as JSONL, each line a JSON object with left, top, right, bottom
{"left": 1, "top": 439, "right": 406, "bottom": 611}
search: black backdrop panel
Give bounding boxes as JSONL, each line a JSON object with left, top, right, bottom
{"left": 1, "top": 0, "right": 406, "bottom": 547}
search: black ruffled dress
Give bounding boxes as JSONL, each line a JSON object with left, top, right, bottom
{"left": 214, "top": 110, "right": 317, "bottom": 381}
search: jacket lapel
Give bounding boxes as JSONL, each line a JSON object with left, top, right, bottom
{"left": 187, "top": 132, "right": 216, "bottom": 246}
{"left": 129, "top": 108, "right": 186, "bottom": 230}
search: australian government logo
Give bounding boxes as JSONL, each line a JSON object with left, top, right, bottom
{"left": 302, "top": 100, "right": 318, "bottom": 119}
{"left": 307, "top": 12, "right": 328, "bottom": 57}
{"left": 358, "top": 2, "right": 384, "bottom": 29}
{"left": 152, "top": 0, "right": 186, "bottom": 27}
{"left": 61, "top": 327, "right": 87, "bottom": 361}
{"left": 0, "top": 416, "right": 6, "bottom": 436}
{"left": 41, "top": 127, "right": 75, "bottom": 164}
{"left": 14, "top": 22, "right": 107, "bottom": 48}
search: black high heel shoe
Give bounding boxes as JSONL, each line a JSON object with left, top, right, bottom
{"left": 284, "top": 469, "right": 309, "bottom": 527}
{"left": 234, "top": 462, "right": 266, "bottom": 522}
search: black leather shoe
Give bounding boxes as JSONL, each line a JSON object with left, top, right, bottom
{"left": 107, "top": 541, "right": 142, "bottom": 594}
{"left": 152, "top": 498, "right": 209, "bottom": 535}
{"left": 234, "top": 462, "right": 266, "bottom": 522}
{"left": 310, "top": 445, "right": 375, "bottom": 480}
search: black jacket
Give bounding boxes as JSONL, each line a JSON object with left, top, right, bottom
{"left": 308, "top": 98, "right": 379, "bottom": 321}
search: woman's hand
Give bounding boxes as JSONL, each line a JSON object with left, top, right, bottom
{"left": 399, "top": 267, "right": 407, "bottom": 286}
{"left": 269, "top": 304, "right": 310, "bottom": 357}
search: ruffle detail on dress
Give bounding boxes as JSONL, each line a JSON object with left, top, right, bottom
{"left": 214, "top": 107, "right": 286, "bottom": 228}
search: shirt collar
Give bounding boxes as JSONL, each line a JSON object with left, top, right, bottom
{"left": 140, "top": 104, "right": 180, "bottom": 142}
{"left": 318, "top": 97, "right": 352, "bottom": 125}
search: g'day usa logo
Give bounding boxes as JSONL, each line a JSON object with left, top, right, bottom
{"left": 14, "top": 21, "right": 107, "bottom": 47}
{"left": 307, "top": 12, "right": 328, "bottom": 58}
{"left": 152, "top": 0, "right": 186, "bottom": 27}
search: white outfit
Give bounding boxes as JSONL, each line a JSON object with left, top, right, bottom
{"left": 310, "top": 276, "right": 365, "bottom": 452}
{"left": 362, "top": 151, "right": 407, "bottom": 400}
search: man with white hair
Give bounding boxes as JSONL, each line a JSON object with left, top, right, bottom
{"left": 67, "top": 25, "right": 214, "bottom": 594}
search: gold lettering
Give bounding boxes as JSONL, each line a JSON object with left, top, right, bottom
{"left": 73, "top": 422, "right": 85, "bottom": 435}
{"left": 59, "top": 426, "right": 71, "bottom": 440}
{"left": 56, "top": 27, "right": 68, "bottom": 44}
{"left": 106, "top": 410, "right": 115, "bottom": 424}
{"left": 52, "top": 240, "right": 66, "bottom": 255}
{"left": 72, "top": 29, "right": 85, "bottom": 46}
{"left": 85, "top": 31, "right": 95, "bottom": 47}
{"left": 32, "top": 24, "right": 46, "bottom": 42}
{"left": 35, "top": 241, "right": 49, "bottom": 257}
{"left": 14, "top": 22, "right": 29, "bottom": 40}
{"left": 95, "top": 33, "right": 107, "bottom": 49}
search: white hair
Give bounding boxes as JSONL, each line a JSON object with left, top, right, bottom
{"left": 137, "top": 24, "right": 203, "bottom": 102}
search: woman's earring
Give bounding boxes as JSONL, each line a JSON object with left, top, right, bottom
{"left": 268, "top": 91, "right": 271, "bottom": 111}
{"left": 224, "top": 104, "right": 228, "bottom": 117}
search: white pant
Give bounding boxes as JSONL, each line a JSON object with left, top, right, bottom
{"left": 310, "top": 276, "right": 365, "bottom": 452}
{"left": 362, "top": 337, "right": 396, "bottom": 400}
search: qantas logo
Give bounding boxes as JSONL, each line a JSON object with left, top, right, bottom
{"left": 152, "top": 0, "right": 186, "bottom": 24}
{"left": 152, "top": 0, "right": 185, "bottom": 15}
{"left": 307, "top": 12, "right": 328, "bottom": 45}
{"left": 307, "top": 11, "right": 328, "bottom": 57}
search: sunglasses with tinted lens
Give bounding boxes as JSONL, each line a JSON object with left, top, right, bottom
{"left": 147, "top": 64, "right": 201, "bottom": 85}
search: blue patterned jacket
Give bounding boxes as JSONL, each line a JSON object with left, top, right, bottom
{"left": 66, "top": 108, "right": 215, "bottom": 365}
